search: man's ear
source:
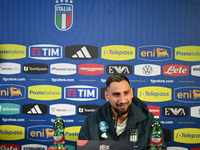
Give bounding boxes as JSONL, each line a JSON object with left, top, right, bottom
{"left": 105, "top": 90, "right": 109, "bottom": 102}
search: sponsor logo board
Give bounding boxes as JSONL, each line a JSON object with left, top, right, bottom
{"left": 50, "top": 63, "right": 76, "bottom": 75}
{"left": 0, "top": 125, "right": 25, "bottom": 140}
{"left": 191, "top": 65, "right": 200, "bottom": 77}
{"left": 50, "top": 104, "right": 76, "bottom": 116}
{"left": 147, "top": 105, "right": 160, "bottom": 116}
{"left": 29, "top": 44, "right": 62, "bottom": 60}
{"left": 191, "top": 106, "right": 200, "bottom": 118}
{"left": 0, "top": 63, "right": 21, "bottom": 74}
{"left": 78, "top": 105, "right": 100, "bottom": 116}
{"left": 138, "top": 45, "right": 172, "bottom": 61}
{"left": 137, "top": 86, "right": 171, "bottom": 102}
{"left": 0, "top": 84, "right": 26, "bottom": 100}
{"left": 107, "top": 64, "right": 132, "bottom": 75}
{"left": 101, "top": 45, "right": 135, "bottom": 61}
{"left": 175, "top": 46, "right": 200, "bottom": 61}
{"left": 27, "top": 125, "right": 54, "bottom": 141}
{"left": 23, "top": 63, "right": 48, "bottom": 74}
{"left": 78, "top": 64, "right": 104, "bottom": 75}
{"left": 174, "top": 87, "right": 200, "bottom": 103}
{"left": 0, "top": 144, "right": 20, "bottom": 150}
{"left": 65, "top": 45, "right": 98, "bottom": 60}
{"left": 21, "top": 144, "right": 47, "bottom": 150}
{"left": 64, "top": 85, "right": 98, "bottom": 101}
{"left": 162, "top": 106, "right": 188, "bottom": 117}
{"left": 65, "top": 126, "right": 81, "bottom": 142}
{"left": 134, "top": 64, "right": 160, "bottom": 76}
{"left": 0, "top": 44, "right": 26, "bottom": 59}
{"left": 22, "top": 104, "right": 48, "bottom": 115}
{"left": 163, "top": 65, "right": 189, "bottom": 76}
{"left": 28, "top": 85, "right": 61, "bottom": 100}
{"left": 0, "top": 103, "right": 20, "bottom": 115}
{"left": 174, "top": 128, "right": 200, "bottom": 144}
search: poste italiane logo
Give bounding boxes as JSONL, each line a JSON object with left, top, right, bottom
{"left": 137, "top": 86, "right": 171, "bottom": 102}
{"left": 0, "top": 44, "right": 26, "bottom": 59}
{"left": 174, "top": 128, "right": 200, "bottom": 144}
{"left": 0, "top": 125, "right": 25, "bottom": 140}
{"left": 175, "top": 46, "right": 200, "bottom": 61}
{"left": 55, "top": 0, "right": 73, "bottom": 31}
{"left": 101, "top": 45, "right": 135, "bottom": 61}
{"left": 65, "top": 126, "right": 81, "bottom": 142}
{"left": 28, "top": 85, "right": 61, "bottom": 100}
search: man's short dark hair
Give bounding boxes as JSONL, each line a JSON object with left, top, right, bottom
{"left": 106, "top": 74, "right": 130, "bottom": 89}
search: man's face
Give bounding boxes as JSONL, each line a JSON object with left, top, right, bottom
{"left": 105, "top": 80, "right": 133, "bottom": 114}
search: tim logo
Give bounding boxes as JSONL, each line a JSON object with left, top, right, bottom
{"left": 162, "top": 106, "right": 188, "bottom": 117}
{"left": 64, "top": 85, "right": 98, "bottom": 101}
{"left": 55, "top": 0, "right": 73, "bottom": 31}
{"left": 27, "top": 125, "right": 54, "bottom": 141}
{"left": 29, "top": 44, "right": 62, "bottom": 60}
{"left": 174, "top": 87, "right": 200, "bottom": 103}
{"left": 106, "top": 64, "right": 132, "bottom": 75}
{"left": 138, "top": 45, "right": 172, "bottom": 61}
{"left": 0, "top": 84, "right": 25, "bottom": 100}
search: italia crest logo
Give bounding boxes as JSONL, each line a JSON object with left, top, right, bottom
{"left": 55, "top": 0, "right": 73, "bottom": 31}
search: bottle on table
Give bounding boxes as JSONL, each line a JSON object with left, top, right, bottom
{"left": 54, "top": 115, "right": 65, "bottom": 149}
{"left": 150, "top": 116, "right": 162, "bottom": 150}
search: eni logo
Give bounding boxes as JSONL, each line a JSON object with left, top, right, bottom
{"left": 28, "top": 126, "right": 54, "bottom": 141}
{"left": 174, "top": 87, "right": 200, "bottom": 103}
{"left": 0, "top": 84, "right": 25, "bottom": 100}
{"left": 138, "top": 45, "right": 172, "bottom": 61}
{"left": 174, "top": 128, "right": 200, "bottom": 144}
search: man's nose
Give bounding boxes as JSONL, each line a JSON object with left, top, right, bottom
{"left": 119, "top": 94, "right": 126, "bottom": 103}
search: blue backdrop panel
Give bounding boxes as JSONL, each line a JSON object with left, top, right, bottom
{"left": 0, "top": 0, "right": 200, "bottom": 150}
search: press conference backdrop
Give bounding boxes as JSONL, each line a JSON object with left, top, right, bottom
{"left": 0, "top": 0, "right": 200, "bottom": 149}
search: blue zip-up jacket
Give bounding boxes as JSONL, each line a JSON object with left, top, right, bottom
{"left": 78, "top": 96, "right": 166, "bottom": 150}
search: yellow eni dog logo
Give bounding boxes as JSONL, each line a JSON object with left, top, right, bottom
{"left": 175, "top": 46, "right": 200, "bottom": 61}
{"left": 138, "top": 45, "right": 172, "bottom": 61}
{"left": 174, "top": 128, "right": 200, "bottom": 144}
{"left": 137, "top": 86, "right": 171, "bottom": 102}
{"left": 101, "top": 45, "right": 135, "bottom": 61}
{"left": 0, "top": 125, "right": 25, "bottom": 140}
{"left": 65, "top": 126, "right": 81, "bottom": 142}
{"left": 28, "top": 85, "right": 61, "bottom": 100}
{"left": 0, "top": 44, "right": 26, "bottom": 59}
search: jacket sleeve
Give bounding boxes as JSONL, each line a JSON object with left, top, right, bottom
{"left": 78, "top": 116, "right": 91, "bottom": 140}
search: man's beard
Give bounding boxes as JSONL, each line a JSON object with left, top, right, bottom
{"left": 114, "top": 103, "right": 131, "bottom": 116}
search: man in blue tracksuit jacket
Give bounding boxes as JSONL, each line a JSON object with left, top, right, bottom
{"left": 78, "top": 74, "right": 166, "bottom": 150}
